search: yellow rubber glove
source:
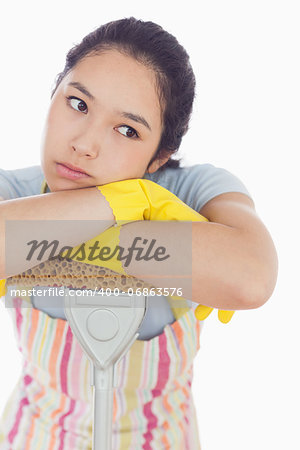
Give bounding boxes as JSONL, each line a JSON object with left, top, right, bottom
{"left": 61, "top": 223, "right": 126, "bottom": 275}
{"left": 0, "top": 279, "right": 6, "bottom": 298}
{"left": 63, "top": 178, "right": 205, "bottom": 271}
{"left": 97, "top": 178, "right": 205, "bottom": 223}
{"left": 66, "top": 179, "right": 235, "bottom": 323}
{"left": 194, "top": 305, "right": 234, "bottom": 324}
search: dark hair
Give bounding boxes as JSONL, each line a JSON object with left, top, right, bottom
{"left": 52, "top": 17, "right": 196, "bottom": 171}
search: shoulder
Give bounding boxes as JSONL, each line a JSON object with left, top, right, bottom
{"left": 144, "top": 163, "right": 252, "bottom": 211}
{"left": 0, "top": 165, "right": 44, "bottom": 199}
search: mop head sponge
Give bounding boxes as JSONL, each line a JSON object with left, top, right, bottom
{"left": 5, "top": 256, "right": 153, "bottom": 293}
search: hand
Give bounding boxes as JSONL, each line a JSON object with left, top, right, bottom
{"left": 61, "top": 222, "right": 125, "bottom": 275}
{"left": 61, "top": 177, "right": 204, "bottom": 275}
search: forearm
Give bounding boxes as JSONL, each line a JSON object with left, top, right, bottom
{"left": 0, "top": 188, "right": 115, "bottom": 278}
{"left": 118, "top": 219, "right": 277, "bottom": 310}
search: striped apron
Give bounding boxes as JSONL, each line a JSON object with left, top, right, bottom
{"left": 0, "top": 291, "right": 201, "bottom": 449}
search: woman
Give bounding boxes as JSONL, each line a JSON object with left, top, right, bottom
{"left": 0, "top": 17, "right": 277, "bottom": 449}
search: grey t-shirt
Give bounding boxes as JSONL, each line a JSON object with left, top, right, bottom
{"left": 0, "top": 164, "right": 251, "bottom": 339}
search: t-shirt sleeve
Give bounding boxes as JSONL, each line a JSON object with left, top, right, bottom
{"left": 144, "top": 163, "right": 252, "bottom": 212}
{"left": 0, "top": 166, "right": 44, "bottom": 200}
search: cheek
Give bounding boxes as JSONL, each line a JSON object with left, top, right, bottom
{"left": 106, "top": 151, "right": 143, "bottom": 177}
{"left": 46, "top": 101, "right": 70, "bottom": 137}
{"left": 43, "top": 108, "right": 70, "bottom": 150}
{"left": 117, "top": 146, "right": 146, "bottom": 166}
{"left": 42, "top": 125, "right": 59, "bottom": 158}
{"left": 46, "top": 100, "right": 62, "bottom": 127}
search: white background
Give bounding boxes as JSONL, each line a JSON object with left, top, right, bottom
{"left": 0, "top": 1, "right": 299, "bottom": 449}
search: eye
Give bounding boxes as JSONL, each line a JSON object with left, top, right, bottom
{"left": 116, "top": 125, "right": 139, "bottom": 139}
{"left": 66, "top": 96, "right": 88, "bottom": 113}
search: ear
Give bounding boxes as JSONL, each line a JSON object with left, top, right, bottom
{"left": 147, "top": 152, "right": 171, "bottom": 174}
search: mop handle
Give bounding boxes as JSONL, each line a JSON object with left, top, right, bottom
{"left": 92, "top": 365, "right": 114, "bottom": 450}
{"left": 64, "top": 290, "right": 147, "bottom": 450}
{"left": 90, "top": 329, "right": 141, "bottom": 449}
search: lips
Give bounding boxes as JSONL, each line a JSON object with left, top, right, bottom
{"left": 60, "top": 162, "right": 89, "bottom": 175}
{"left": 56, "top": 162, "right": 91, "bottom": 180}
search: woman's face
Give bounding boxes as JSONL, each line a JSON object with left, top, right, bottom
{"left": 40, "top": 49, "right": 169, "bottom": 191}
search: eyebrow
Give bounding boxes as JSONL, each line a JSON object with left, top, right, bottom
{"left": 68, "top": 81, "right": 152, "bottom": 131}
{"left": 120, "top": 112, "right": 151, "bottom": 131}
{"left": 68, "top": 81, "right": 95, "bottom": 101}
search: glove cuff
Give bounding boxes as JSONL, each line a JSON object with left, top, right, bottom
{"left": 97, "top": 179, "right": 150, "bottom": 225}
{"left": 97, "top": 178, "right": 208, "bottom": 223}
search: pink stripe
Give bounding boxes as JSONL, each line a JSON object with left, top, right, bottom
{"left": 70, "top": 340, "right": 83, "bottom": 399}
{"left": 142, "top": 333, "right": 170, "bottom": 449}
{"left": 7, "top": 374, "right": 33, "bottom": 444}
{"left": 24, "top": 375, "right": 33, "bottom": 386}
{"left": 141, "top": 340, "right": 151, "bottom": 386}
{"left": 68, "top": 401, "right": 89, "bottom": 448}
{"left": 8, "top": 397, "right": 30, "bottom": 444}
{"left": 58, "top": 398, "right": 76, "bottom": 450}
{"left": 13, "top": 297, "right": 23, "bottom": 340}
{"left": 60, "top": 326, "right": 73, "bottom": 395}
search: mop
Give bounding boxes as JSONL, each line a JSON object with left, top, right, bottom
{"left": 5, "top": 256, "right": 155, "bottom": 449}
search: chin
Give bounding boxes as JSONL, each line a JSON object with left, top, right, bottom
{"left": 53, "top": 178, "right": 98, "bottom": 192}
{"left": 45, "top": 178, "right": 73, "bottom": 192}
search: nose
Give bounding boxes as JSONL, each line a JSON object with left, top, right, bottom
{"left": 72, "top": 144, "right": 97, "bottom": 158}
{"left": 71, "top": 125, "right": 101, "bottom": 158}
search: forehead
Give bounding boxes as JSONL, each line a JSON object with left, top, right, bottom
{"left": 62, "top": 50, "right": 162, "bottom": 126}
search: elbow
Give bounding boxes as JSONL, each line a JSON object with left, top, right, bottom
{"left": 239, "top": 284, "right": 275, "bottom": 310}
{"left": 237, "top": 258, "right": 279, "bottom": 310}
{"left": 233, "top": 230, "right": 279, "bottom": 310}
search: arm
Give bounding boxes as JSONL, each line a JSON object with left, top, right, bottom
{"left": 196, "top": 192, "right": 278, "bottom": 308}
{"left": 1, "top": 186, "right": 278, "bottom": 311}
{"left": 0, "top": 188, "right": 115, "bottom": 278}
{"left": 117, "top": 192, "right": 278, "bottom": 310}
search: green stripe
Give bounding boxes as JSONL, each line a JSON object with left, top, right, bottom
{"left": 31, "top": 312, "right": 46, "bottom": 360}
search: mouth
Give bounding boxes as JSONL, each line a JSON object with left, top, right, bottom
{"left": 56, "top": 162, "right": 91, "bottom": 180}
{"left": 61, "top": 162, "right": 90, "bottom": 175}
